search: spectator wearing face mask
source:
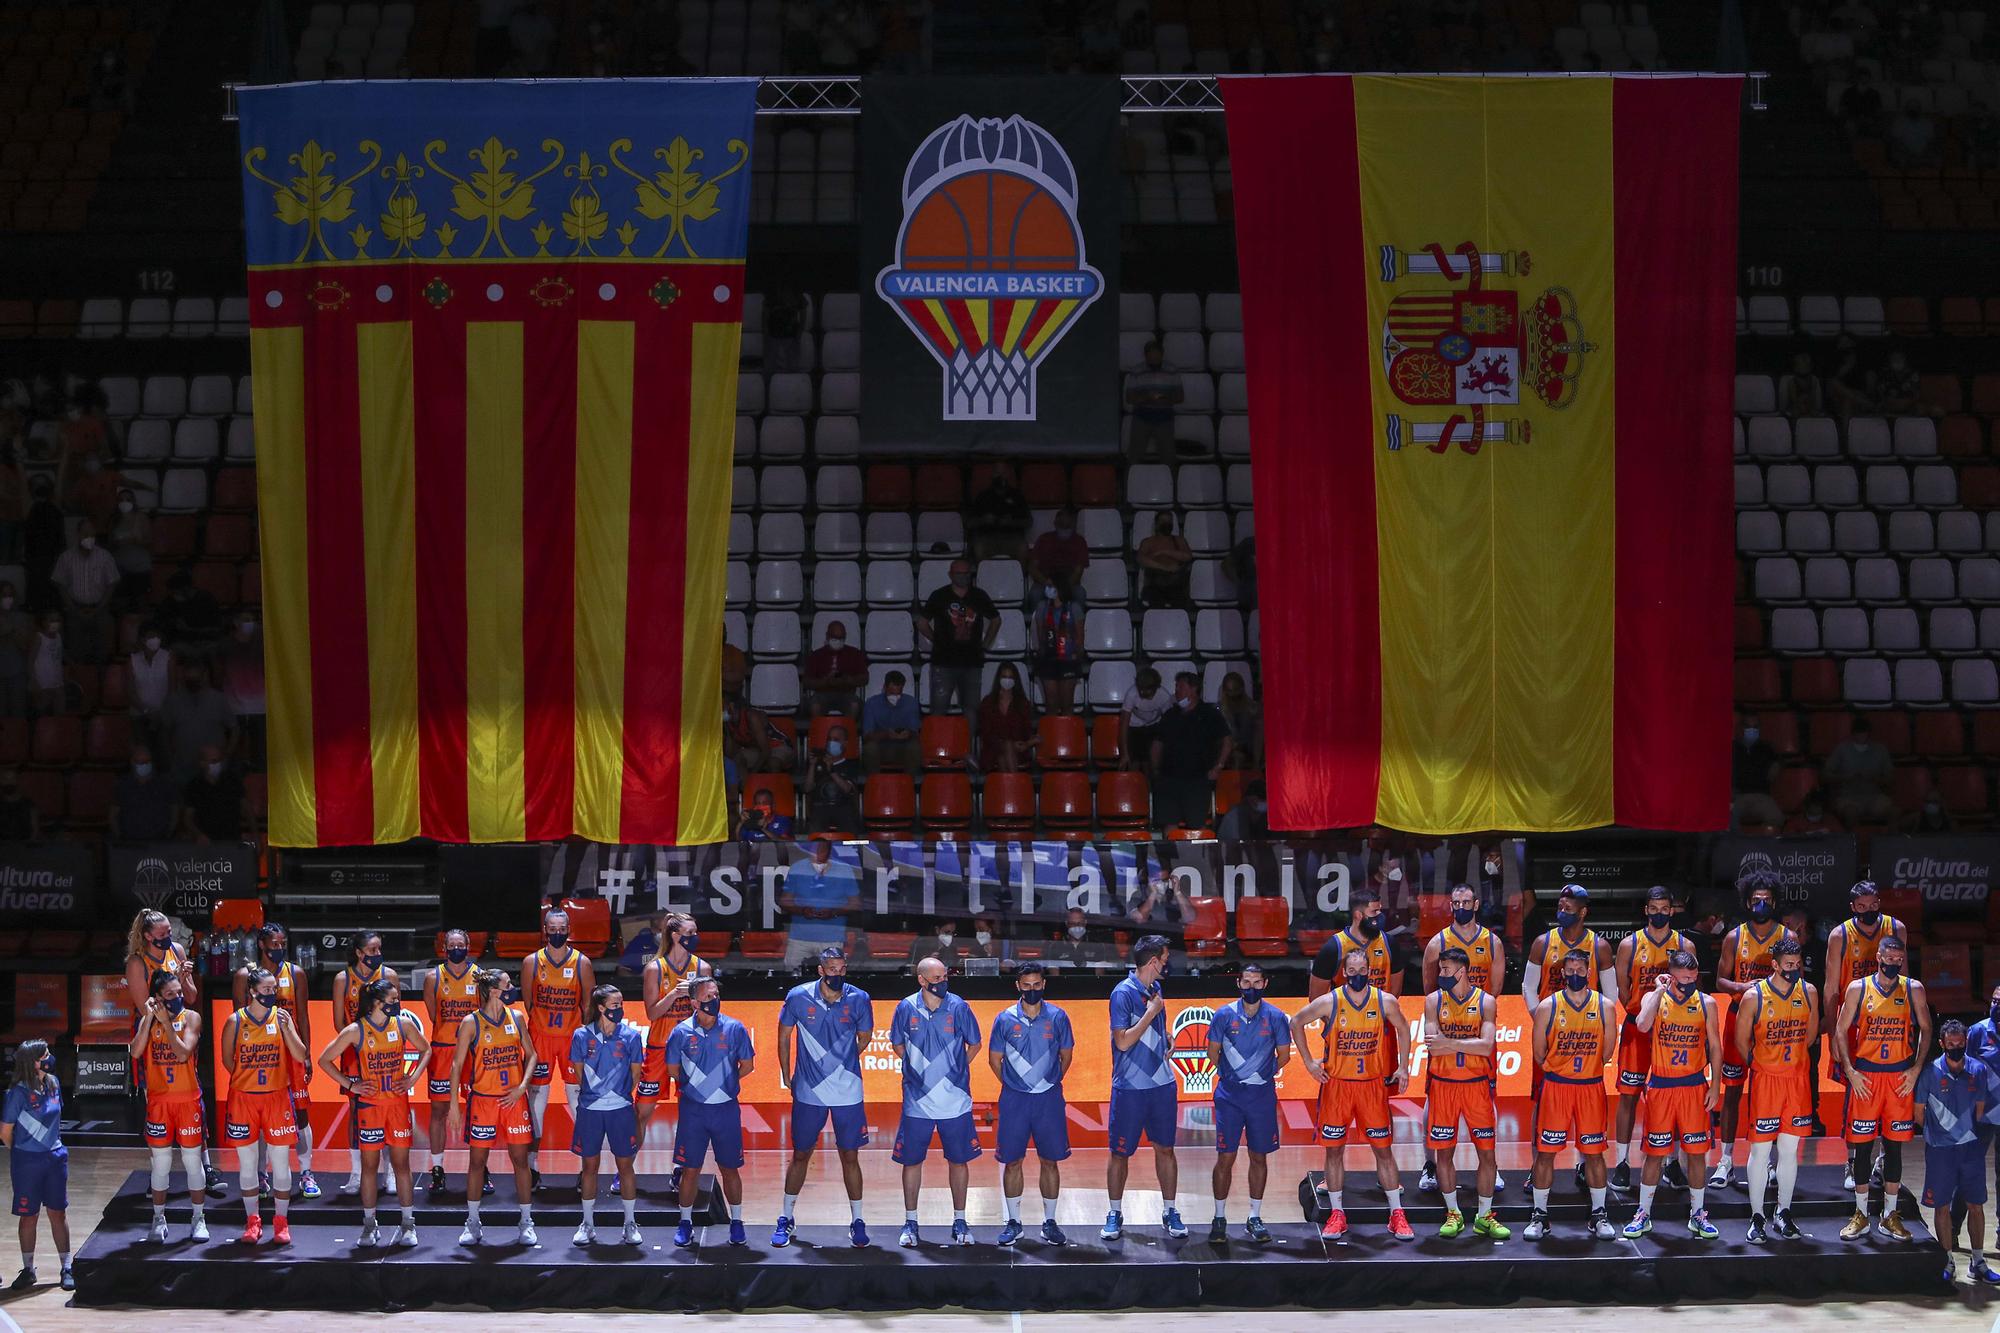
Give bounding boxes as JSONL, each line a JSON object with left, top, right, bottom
{"left": 977, "top": 665, "right": 1036, "bottom": 773}
{"left": 0, "top": 769, "right": 41, "bottom": 842}
{"left": 1028, "top": 572, "right": 1088, "bottom": 716}
{"left": 918, "top": 561, "right": 1000, "bottom": 752}
{"left": 1784, "top": 789, "right": 1843, "bottom": 836}
{"left": 805, "top": 723, "right": 863, "bottom": 834}
{"left": 1049, "top": 908, "right": 1101, "bottom": 967}
{"left": 1216, "top": 780, "right": 1269, "bottom": 840}
{"left": 0, "top": 581, "right": 29, "bottom": 718}
{"left": 1028, "top": 508, "right": 1090, "bottom": 590}
{"left": 909, "top": 920, "right": 966, "bottom": 969}
{"left": 1138, "top": 513, "right": 1194, "bottom": 610}
{"left": 1126, "top": 869, "right": 1194, "bottom": 925}
{"left": 221, "top": 615, "right": 266, "bottom": 767}
{"left": 736, "top": 783, "right": 795, "bottom": 843}
{"left": 128, "top": 624, "right": 173, "bottom": 742}
{"left": 965, "top": 917, "right": 1006, "bottom": 963}
{"left": 108, "top": 487, "right": 151, "bottom": 609}
{"left": 1150, "top": 671, "right": 1232, "bottom": 833}
{"left": 1901, "top": 791, "right": 1955, "bottom": 833}
{"left": 182, "top": 744, "right": 248, "bottom": 843}
{"left": 28, "top": 612, "right": 64, "bottom": 715}
{"left": 860, "top": 669, "right": 920, "bottom": 774}
{"left": 159, "top": 663, "right": 235, "bottom": 785}
{"left": 48, "top": 520, "right": 117, "bottom": 664}
{"left": 1821, "top": 718, "right": 1895, "bottom": 827}
{"left": 1124, "top": 340, "right": 1183, "bottom": 463}
{"left": 1731, "top": 713, "right": 1782, "bottom": 831}
{"left": 111, "top": 744, "right": 178, "bottom": 840}
{"left": 1119, "top": 667, "right": 1170, "bottom": 773}
{"left": 801, "top": 620, "right": 868, "bottom": 719}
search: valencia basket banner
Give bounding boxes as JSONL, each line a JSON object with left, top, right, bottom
{"left": 1222, "top": 75, "right": 1739, "bottom": 835}
{"left": 861, "top": 77, "right": 1119, "bottom": 454}
{"left": 237, "top": 80, "right": 755, "bottom": 847}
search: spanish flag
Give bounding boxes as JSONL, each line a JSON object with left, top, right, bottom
{"left": 237, "top": 81, "right": 756, "bottom": 847}
{"left": 1221, "top": 76, "right": 1739, "bottom": 834}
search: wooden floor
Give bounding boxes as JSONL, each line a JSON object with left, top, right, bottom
{"left": 2, "top": 1142, "right": 1993, "bottom": 1330}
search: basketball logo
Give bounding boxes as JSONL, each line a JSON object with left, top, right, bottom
{"left": 1169, "top": 1005, "right": 1216, "bottom": 1096}
{"left": 876, "top": 114, "right": 1103, "bottom": 421}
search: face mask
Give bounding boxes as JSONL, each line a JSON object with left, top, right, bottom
{"left": 502, "top": 985, "right": 523, "bottom": 1005}
{"left": 37, "top": 1056, "right": 53, "bottom": 1075}
{"left": 698, "top": 996, "right": 721, "bottom": 1016}
{"left": 886, "top": 689, "right": 901, "bottom": 701}
{"left": 998, "top": 679, "right": 1016, "bottom": 693}
{"left": 163, "top": 996, "right": 185, "bottom": 1015}
{"left": 1878, "top": 962, "right": 1901, "bottom": 980}
{"left": 1239, "top": 986, "right": 1265, "bottom": 1004}
{"left": 1357, "top": 916, "right": 1382, "bottom": 939}
{"left": 1778, "top": 967, "right": 1801, "bottom": 984}
{"left": 206, "top": 761, "right": 223, "bottom": 779}
{"left": 1742, "top": 727, "right": 1759, "bottom": 743}
{"left": 1484, "top": 858, "right": 1500, "bottom": 876}
{"left": 1018, "top": 987, "right": 1044, "bottom": 1006}
{"left": 1442, "top": 973, "right": 1465, "bottom": 994}
{"left": 358, "top": 954, "right": 381, "bottom": 973}
{"left": 975, "top": 930, "right": 992, "bottom": 946}
{"left": 826, "top": 740, "right": 845, "bottom": 758}
{"left": 79, "top": 536, "right": 95, "bottom": 551}
{"left": 820, "top": 972, "right": 844, "bottom": 991}
{"left": 1565, "top": 973, "right": 1590, "bottom": 993}
{"left": 1344, "top": 974, "right": 1368, "bottom": 993}
{"left": 1647, "top": 912, "right": 1671, "bottom": 930}
{"left": 253, "top": 991, "right": 276, "bottom": 1010}
{"left": 148, "top": 933, "right": 171, "bottom": 950}
{"left": 1556, "top": 910, "right": 1579, "bottom": 930}
{"left": 937, "top": 932, "right": 954, "bottom": 946}
{"left": 1067, "top": 925, "right": 1086, "bottom": 940}
{"left": 1044, "top": 585, "right": 1056, "bottom": 599}
{"left": 1671, "top": 980, "right": 1693, "bottom": 1000}
{"left": 676, "top": 934, "right": 699, "bottom": 954}
{"left": 446, "top": 947, "right": 469, "bottom": 965}
{"left": 1177, "top": 695, "right": 1195, "bottom": 710}
{"left": 134, "top": 761, "right": 153, "bottom": 778}
{"left": 925, "top": 979, "right": 949, "bottom": 998}
{"left": 1386, "top": 866, "right": 1402, "bottom": 882}
{"left": 119, "top": 500, "right": 134, "bottom": 513}
{"left": 1749, "top": 901, "right": 1774, "bottom": 922}
{"left": 144, "top": 636, "right": 159, "bottom": 651}
{"left": 1856, "top": 909, "right": 1881, "bottom": 927}
{"left": 383, "top": 1000, "right": 402, "bottom": 1018}
{"left": 604, "top": 1005, "right": 624, "bottom": 1024}
{"left": 1452, "top": 906, "right": 1475, "bottom": 926}
{"left": 263, "top": 944, "right": 284, "bottom": 962}
{"left": 828, "top": 635, "right": 845, "bottom": 649}
{"left": 1946, "top": 1045, "right": 1967, "bottom": 1064}
{"left": 546, "top": 932, "right": 568, "bottom": 949}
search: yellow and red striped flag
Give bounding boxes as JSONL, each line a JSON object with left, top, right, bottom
{"left": 237, "top": 81, "right": 756, "bottom": 846}
{"left": 1222, "top": 75, "right": 1740, "bottom": 834}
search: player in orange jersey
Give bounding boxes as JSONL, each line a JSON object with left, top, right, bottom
{"left": 447, "top": 968, "right": 537, "bottom": 1246}
{"left": 124, "top": 908, "right": 223, "bottom": 1198}
{"left": 1734, "top": 938, "right": 1818, "bottom": 1243}
{"left": 320, "top": 976, "right": 430, "bottom": 1248}
{"left": 1624, "top": 950, "right": 1724, "bottom": 1242}
{"left": 331, "top": 931, "right": 399, "bottom": 1194}
{"left": 233, "top": 922, "right": 319, "bottom": 1200}
{"left": 1417, "top": 884, "right": 1507, "bottom": 1198}
{"left": 1832, "top": 933, "right": 1931, "bottom": 1242}
{"left": 1609, "top": 886, "right": 1693, "bottom": 1193}
{"left": 1710, "top": 872, "right": 1795, "bottom": 1189}
{"left": 1525, "top": 948, "right": 1618, "bottom": 1242}
{"left": 638, "top": 911, "right": 709, "bottom": 1161}
{"left": 1291, "top": 948, "right": 1413, "bottom": 1242}
{"left": 1424, "top": 946, "right": 1506, "bottom": 1241}
{"left": 128, "top": 969, "right": 210, "bottom": 1243}
{"left": 222, "top": 967, "right": 311, "bottom": 1244}
{"left": 423, "top": 928, "right": 481, "bottom": 1194}
{"left": 1521, "top": 886, "right": 1616, "bottom": 1178}
{"left": 522, "top": 908, "right": 594, "bottom": 1189}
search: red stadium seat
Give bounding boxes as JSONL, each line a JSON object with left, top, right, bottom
{"left": 1890, "top": 764, "right": 1934, "bottom": 813}
{"left": 913, "top": 463, "right": 963, "bottom": 509}
{"left": 864, "top": 464, "right": 912, "bottom": 509}
{"left": 1941, "top": 296, "right": 1983, "bottom": 336}
{"left": 1940, "top": 415, "right": 1985, "bottom": 458}
{"left": 1918, "top": 373, "right": 1963, "bottom": 415}
{"left": 1937, "top": 765, "right": 1990, "bottom": 820}
{"left": 1771, "top": 766, "right": 1817, "bottom": 815}
{"left": 555, "top": 898, "right": 612, "bottom": 957}
{"left": 16, "top": 771, "right": 62, "bottom": 821}
{"left": 1037, "top": 715, "right": 1088, "bottom": 768}
{"left": 1070, "top": 463, "right": 1118, "bottom": 507}
{"left": 1788, "top": 658, "right": 1841, "bottom": 705}
{"left": 741, "top": 772, "right": 795, "bottom": 819}
{"left": 1734, "top": 657, "right": 1780, "bottom": 704}
{"left": 1090, "top": 713, "right": 1123, "bottom": 768}
{"left": 1754, "top": 709, "right": 1799, "bottom": 756}
{"left": 83, "top": 713, "right": 131, "bottom": 766}
{"left": 1974, "top": 373, "right": 2000, "bottom": 416}
{"left": 1236, "top": 896, "right": 1290, "bottom": 958}
{"left": 98, "top": 661, "right": 129, "bottom": 711}
{"left": 1872, "top": 710, "right": 1914, "bottom": 756}
{"left": 1185, "top": 896, "right": 1227, "bottom": 957}
{"left": 865, "top": 932, "right": 917, "bottom": 965}
{"left": 919, "top": 773, "right": 973, "bottom": 837}
{"left": 1297, "top": 928, "right": 1337, "bottom": 959}
{"left": 1735, "top": 605, "right": 1765, "bottom": 650}
{"left": 1975, "top": 712, "right": 2000, "bottom": 759}
{"left": 212, "top": 467, "right": 258, "bottom": 512}
{"left": 920, "top": 715, "right": 969, "bottom": 770}
{"left": 1097, "top": 771, "right": 1150, "bottom": 838}
{"left": 64, "top": 770, "right": 115, "bottom": 829}
{"left": 1885, "top": 296, "right": 1928, "bottom": 336}
{"left": 1215, "top": 769, "right": 1253, "bottom": 817}
{"left": 193, "top": 561, "right": 237, "bottom": 607}
{"left": 863, "top": 774, "right": 915, "bottom": 837}
{"left": 983, "top": 773, "right": 1035, "bottom": 835}
{"left": 1962, "top": 466, "right": 2000, "bottom": 510}
{"left": 1914, "top": 711, "right": 1966, "bottom": 759}
{"left": 1039, "top": 771, "right": 1092, "bottom": 840}
{"left": 203, "top": 512, "right": 255, "bottom": 559}
{"left": 29, "top": 716, "right": 78, "bottom": 766}
{"left": 1019, "top": 463, "right": 1068, "bottom": 506}
{"left": 0, "top": 719, "right": 27, "bottom": 766}
{"left": 737, "top": 932, "right": 786, "bottom": 961}
{"left": 239, "top": 562, "right": 262, "bottom": 606}
{"left": 150, "top": 515, "right": 196, "bottom": 559}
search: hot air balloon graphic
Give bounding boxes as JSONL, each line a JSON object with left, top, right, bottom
{"left": 876, "top": 114, "right": 1104, "bottom": 422}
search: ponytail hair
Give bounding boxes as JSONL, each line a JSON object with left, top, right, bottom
{"left": 474, "top": 968, "right": 510, "bottom": 1006}
{"left": 588, "top": 983, "right": 625, "bottom": 1025}
{"left": 358, "top": 976, "right": 399, "bottom": 1021}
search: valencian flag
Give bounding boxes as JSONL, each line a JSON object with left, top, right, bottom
{"left": 1222, "top": 76, "right": 1739, "bottom": 834}
{"left": 237, "top": 81, "right": 755, "bottom": 847}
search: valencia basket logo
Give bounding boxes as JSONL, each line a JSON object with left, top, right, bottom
{"left": 875, "top": 114, "right": 1103, "bottom": 422}
{"left": 1169, "top": 1005, "right": 1216, "bottom": 1096}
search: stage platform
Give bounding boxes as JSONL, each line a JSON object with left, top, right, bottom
{"left": 72, "top": 1166, "right": 1943, "bottom": 1312}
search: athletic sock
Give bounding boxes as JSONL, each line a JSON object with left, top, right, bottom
{"left": 1589, "top": 1187, "right": 1606, "bottom": 1212}
{"left": 679, "top": 1206, "right": 693, "bottom": 1224}
{"left": 782, "top": 1192, "right": 799, "bottom": 1218}
{"left": 727, "top": 1203, "right": 742, "bottom": 1221}
{"left": 1855, "top": 1189, "right": 1870, "bottom": 1212}
{"left": 1716, "top": 1147, "right": 1732, "bottom": 1170}
{"left": 1004, "top": 1195, "right": 1021, "bottom": 1222}
{"left": 519, "top": 1208, "right": 533, "bottom": 1229}
{"left": 624, "top": 1199, "right": 637, "bottom": 1223}
{"left": 1163, "top": 1195, "right": 1177, "bottom": 1214}
{"left": 1532, "top": 1187, "right": 1550, "bottom": 1212}
{"left": 400, "top": 1208, "right": 413, "bottom": 1227}
{"left": 1688, "top": 1186, "right": 1706, "bottom": 1215}
{"left": 1214, "top": 1204, "right": 1227, "bottom": 1222}
{"left": 906, "top": 1209, "right": 919, "bottom": 1224}
{"left": 363, "top": 1207, "right": 377, "bottom": 1226}
{"left": 953, "top": 1209, "right": 966, "bottom": 1225}
{"left": 191, "top": 1203, "right": 204, "bottom": 1223}
{"left": 275, "top": 1196, "right": 290, "bottom": 1218}
{"left": 1326, "top": 1190, "right": 1343, "bottom": 1210}
{"left": 467, "top": 1201, "right": 481, "bottom": 1223}
{"left": 1638, "top": 1183, "right": 1656, "bottom": 1215}
{"left": 849, "top": 1199, "right": 865, "bottom": 1223}
{"left": 1383, "top": 1189, "right": 1402, "bottom": 1213}
{"left": 56, "top": 1250, "right": 68, "bottom": 1269}
{"left": 1610, "top": 1142, "right": 1625, "bottom": 1167}
{"left": 1249, "top": 1197, "right": 1263, "bottom": 1219}
{"left": 1475, "top": 1195, "right": 1493, "bottom": 1218}
{"left": 153, "top": 1205, "right": 167, "bottom": 1225}
{"left": 581, "top": 1199, "right": 596, "bottom": 1226}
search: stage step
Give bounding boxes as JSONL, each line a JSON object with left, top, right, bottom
{"left": 1298, "top": 1164, "right": 1898, "bottom": 1224}
{"left": 100, "top": 1170, "right": 729, "bottom": 1226}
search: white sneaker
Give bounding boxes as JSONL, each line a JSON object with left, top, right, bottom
{"left": 359, "top": 1221, "right": 381, "bottom": 1247}
{"left": 519, "top": 1221, "right": 539, "bottom": 1247}
{"left": 622, "top": 1221, "right": 644, "bottom": 1246}
{"left": 573, "top": 1223, "right": 595, "bottom": 1246}
{"left": 190, "top": 1214, "right": 210, "bottom": 1243}
{"left": 396, "top": 1224, "right": 419, "bottom": 1247}
{"left": 150, "top": 1218, "right": 170, "bottom": 1244}
{"left": 1494, "top": 1173, "right": 1507, "bottom": 1192}
{"left": 343, "top": 1175, "right": 362, "bottom": 1195}
{"left": 459, "top": 1220, "right": 482, "bottom": 1246}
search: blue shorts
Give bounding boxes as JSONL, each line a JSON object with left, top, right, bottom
{"left": 1923, "top": 1140, "right": 1989, "bottom": 1209}
{"left": 995, "top": 1088, "right": 1071, "bottom": 1165}
{"left": 674, "top": 1099, "right": 745, "bottom": 1171}
{"left": 1214, "top": 1090, "right": 1279, "bottom": 1156}
{"left": 572, "top": 1105, "right": 640, "bottom": 1160}
{"left": 892, "top": 1111, "right": 982, "bottom": 1165}
{"left": 10, "top": 1148, "right": 67, "bottom": 1216}
{"left": 792, "top": 1100, "right": 870, "bottom": 1152}
{"left": 1108, "top": 1083, "right": 1178, "bottom": 1157}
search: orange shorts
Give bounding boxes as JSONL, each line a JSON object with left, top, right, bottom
{"left": 1425, "top": 1077, "right": 1496, "bottom": 1146}
{"left": 530, "top": 1024, "right": 578, "bottom": 1087}
{"left": 1720, "top": 998, "right": 1749, "bottom": 1084}
{"left": 356, "top": 1096, "right": 414, "bottom": 1148}
{"left": 1641, "top": 1082, "right": 1712, "bottom": 1154}
{"left": 222, "top": 1090, "right": 299, "bottom": 1147}
{"left": 1843, "top": 1068, "right": 1915, "bottom": 1143}
{"left": 465, "top": 1090, "right": 535, "bottom": 1146}
{"left": 1746, "top": 1066, "right": 1814, "bottom": 1142}
{"left": 1617, "top": 1020, "right": 1652, "bottom": 1091}
{"left": 1536, "top": 1077, "right": 1609, "bottom": 1153}
{"left": 428, "top": 1042, "right": 467, "bottom": 1097}
{"left": 144, "top": 1095, "right": 206, "bottom": 1149}
{"left": 1316, "top": 1076, "right": 1392, "bottom": 1144}
{"left": 637, "top": 1045, "right": 680, "bottom": 1105}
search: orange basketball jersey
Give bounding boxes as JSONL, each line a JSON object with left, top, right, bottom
{"left": 145, "top": 1012, "right": 200, "bottom": 1099}
{"left": 1441, "top": 923, "right": 1497, "bottom": 992}
{"left": 1536, "top": 928, "right": 1600, "bottom": 1000}
{"left": 432, "top": 962, "right": 481, "bottom": 1033}
{"left": 647, "top": 950, "right": 704, "bottom": 1047}
{"left": 1542, "top": 991, "right": 1609, "bottom": 1080}
{"left": 468, "top": 1007, "right": 532, "bottom": 1095}
{"left": 228, "top": 1009, "right": 293, "bottom": 1095}
{"left": 1431, "top": 987, "right": 1491, "bottom": 1081}
{"left": 528, "top": 947, "right": 586, "bottom": 1033}
{"left": 1729, "top": 922, "right": 1785, "bottom": 985}
{"left": 1851, "top": 976, "right": 1915, "bottom": 1071}
{"left": 340, "top": 966, "right": 371, "bottom": 1025}
{"left": 1337, "top": 929, "right": 1392, "bottom": 990}
{"left": 1328, "top": 985, "right": 1388, "bottom": 1082}
{"left": 270, "top": 961, "right": 304, "bottom": 1022}
{"left": 1624, "top": 928, "right": 1690, "bottom": 1001}
{"left": 357, "top": 1013, "right": 415, "bottom": 1096}
{"left": 1648, "top": 989, "right": 1711, "bottom": 1085}
{"left": 1748, "top": 976, "right": 1813, "bottom": 1070}
{"left": 1832, "top": 916, "right": 1906, "bottom": 986}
